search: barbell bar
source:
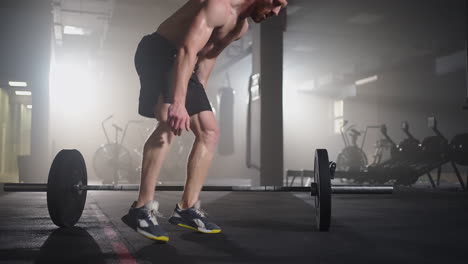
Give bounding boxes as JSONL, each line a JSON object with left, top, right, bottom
{"left": 3, "top": 183, "right": 393, "bottom": 194}
{"left": 2, "top": 149, "right": 393, "bottom": 231}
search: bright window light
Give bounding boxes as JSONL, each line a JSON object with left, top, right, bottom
{"left": 334, "top": 100, "right": 344, "bottom": 118}
{"left": 27, "top": 105, "right": 32, "bottom": 109}
{"left": 64, "top": 25, "right": 85, "bottom": 35}
{"left": 15, "top": 91, "right": 32, "bottom": 96}
{"left": 334, "top": 100, "right": 344, "bottom": 134}
{"left": 50, "top": 62, "right": 98, "bottom": 118}
{"left": 9, "top": 81, "right": 28, "bottom": 87}
{"left": 355, "top": 75, "right": 378, "bottom": 86}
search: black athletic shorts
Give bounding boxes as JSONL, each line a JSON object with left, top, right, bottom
{"left": 134, "top": 32, "right": 212, "bottom": 118}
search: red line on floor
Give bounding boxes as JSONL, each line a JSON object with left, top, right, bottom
{"left": 111, "top": 242, "right": 138, "bottom": 264}
{"left": 91, "top": 204, "right": 138, "bottom": 264}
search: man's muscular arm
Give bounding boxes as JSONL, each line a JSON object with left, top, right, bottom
{"left": 168, "top": 0, "right": 228, "bottom": 134}
{"left": 196, "top": 57, "right": 217, "bottom": 88}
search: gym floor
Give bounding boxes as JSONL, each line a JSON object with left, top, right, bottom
{"left": 0, "top": 189, "right": 467, "bottom": 264}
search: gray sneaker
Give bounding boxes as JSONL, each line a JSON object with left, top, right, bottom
{"left": 168, "top": 201, "right": 221, "bottom": 234}
{"left": 125, "top": 200, "right": 169, "bottom": 242}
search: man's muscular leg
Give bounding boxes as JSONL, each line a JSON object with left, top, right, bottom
{"left": 136, "top": 96, "right": 175, "bottom": 208}
{"left": 179, "top": 110, "right": 219, "bottom": 209}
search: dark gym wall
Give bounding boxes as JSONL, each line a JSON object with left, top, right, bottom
{"left": 0, "top": 0, "right": 52, "bottom": 182}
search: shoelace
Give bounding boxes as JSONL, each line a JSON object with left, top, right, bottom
{"left": 150, "top": 208, "right": 165, "bottom": 219}
{"left": 194, "top": 208, "right": 208, "bottom": 218}
{"left": 179, "top": 202, "right": 209, "bottom": 218}
{"left": 144, "top": 201, "right": 165, "bottom": 220}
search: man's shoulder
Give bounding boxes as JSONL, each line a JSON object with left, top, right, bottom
{"left": 203, "top": 0, "right": 231, "bottom": 27}
{"left": 203, "top": 0, "right": 231, "bottom": 13}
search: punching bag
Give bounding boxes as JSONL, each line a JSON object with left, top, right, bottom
{"left": 217, "top": 86, "right": 235, "bottom": 156}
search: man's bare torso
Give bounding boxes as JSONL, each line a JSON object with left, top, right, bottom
{"left": 156, "top": 0, "right": 249, "bottom": 59}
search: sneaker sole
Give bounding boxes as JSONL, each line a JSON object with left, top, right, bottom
{"left": 136, "top": 228, "right": 169, "bottom": 242}
{"left": 176, "top": 223, "right": 222, "bottom": 234}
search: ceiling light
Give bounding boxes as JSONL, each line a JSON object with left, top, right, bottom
{"left": 9, "top": 81, "right": 28, "bottom": 87}
{"left": 64, "top": 25, "right": 85, "bottom": 35}
{"left": 27, "top": 105, "right": 32, "bottom": 109}
{"left": 15, "top": 91, "right": 32, "bottom": 96}
{"left": 355, "top": 75, "right": 378, "bottom": 86}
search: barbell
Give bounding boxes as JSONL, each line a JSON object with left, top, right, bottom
{"left": 3, "top": 149, "right": 393, "bottom": 231}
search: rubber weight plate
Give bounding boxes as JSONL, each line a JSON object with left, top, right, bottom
{"left": 451, "top": 133, "right": 468, "bottom": 166}
{"left": 314, "top": 149, "right": 331, "bottom": 231}
{"left": 47, "top": 149, "right": 87, "bottom": 227}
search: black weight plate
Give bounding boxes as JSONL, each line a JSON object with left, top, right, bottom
{"left": 314, "top": 149, "right": 331, "bottom": 231}
{"left": 451, "top": 133, "right": 468, "bottom": 166}
{"left": 47, "top": 149, "right": 87, "bottom": 227}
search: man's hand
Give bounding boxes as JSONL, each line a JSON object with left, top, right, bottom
{"left": 167, "top": 102, "right": 191, "bottom": 136}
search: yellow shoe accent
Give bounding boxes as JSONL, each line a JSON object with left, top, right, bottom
{"left": 137, "top": 228, "right": 169, "bottom": 242}
{"left": 177, "top": 224, "right": 222, "bottom": 234}
{"left": 145, "top": 236, "right": 169, "bottom": 242}
{"left": 204, "top": 229, "right": 222, "bottom": 234}
{"left": 142, "top": 234, "right": 169, "bottom": 242}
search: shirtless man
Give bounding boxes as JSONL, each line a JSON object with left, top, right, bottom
{"left": 127, "top": 0, "right": 288, "bottom": 242}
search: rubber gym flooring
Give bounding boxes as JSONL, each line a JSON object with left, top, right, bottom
{"left": 0, "top": 188, "right": 467, "bottom": 264}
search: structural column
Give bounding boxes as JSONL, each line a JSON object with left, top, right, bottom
{"left": 30, "top": 1, "right": 53, "bottom": 181}
{"left": 251, "top": 12, "right": 286, "bottom": 186}
{"left": 464, "top": 0, "right": 468, "bottom": 109}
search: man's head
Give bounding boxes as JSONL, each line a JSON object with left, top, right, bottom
{"left": 250, "top": 0, "right": 288, "bottom": 23}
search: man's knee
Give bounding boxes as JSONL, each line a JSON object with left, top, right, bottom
{"left": 198, "top": 127, "right": 219, "bottom": 149}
